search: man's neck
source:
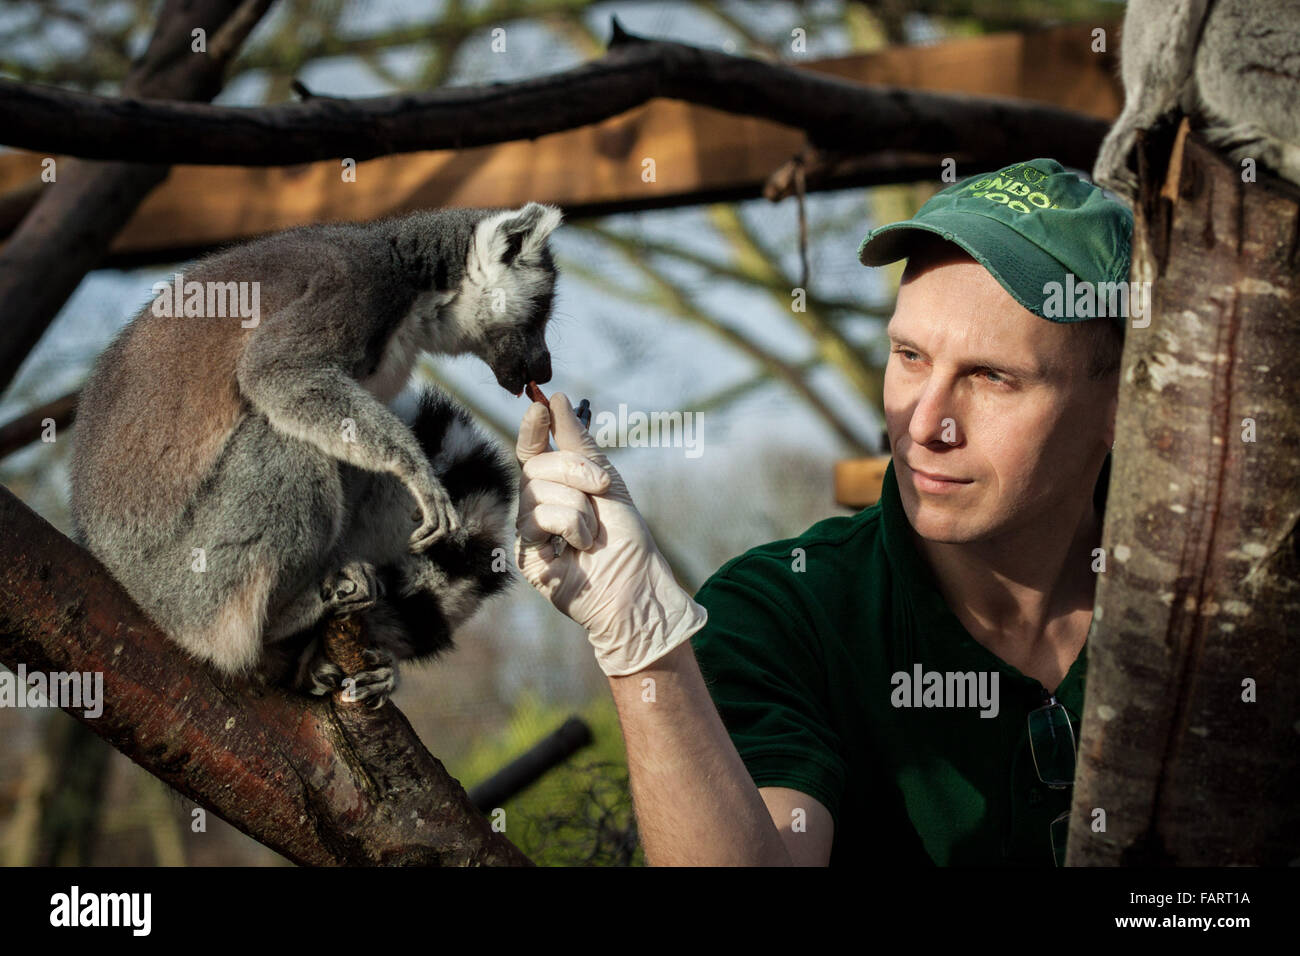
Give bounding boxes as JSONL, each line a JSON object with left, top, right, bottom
{"left": 912, "top": 483, "right": 1102, "bottom": 689}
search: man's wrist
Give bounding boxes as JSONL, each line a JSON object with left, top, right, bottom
{"left": 589, "top": 595, "right": 708, "bottom": 677}
{"left": 604, "top": 636, "right": 696, "bottom": 683}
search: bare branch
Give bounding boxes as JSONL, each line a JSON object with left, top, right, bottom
{"left": 209, "top": 0, "right": 277, "bottom": 66}
{"left": 0, "top": 391, "right": 78, "bottom": 461}
{"left": 0, "top": 0, "right": 275, "bottom": 396}
{"left": 0, "top": 17, "right": 1108, "bottom": 169}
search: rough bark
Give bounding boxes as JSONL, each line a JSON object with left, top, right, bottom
{"left": 0, "top": 485, "right": 533, "bottom": 866}
{"left": 1068, "top": 122, "right": 1300, "bottom": 865}
{"left": 0, "top": 18, "right": 1108, "bottom": 169}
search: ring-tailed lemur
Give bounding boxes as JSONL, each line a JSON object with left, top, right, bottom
{"left": 69, "top": 203, "right": 563, "bottom": 704}
{"left": 1093, "top": 0, "right": 1300, "bottom": 200}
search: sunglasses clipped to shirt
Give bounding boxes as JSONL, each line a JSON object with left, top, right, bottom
{"left": 1028, "top": 691, "right": 1077, "bottom": 867}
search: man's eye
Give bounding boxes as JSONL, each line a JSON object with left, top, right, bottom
{"left": 980, "top": 369, "right": 1007, "bottom": 384}
{"left": 893, "top": 347, "right": 920, "bottom": 363}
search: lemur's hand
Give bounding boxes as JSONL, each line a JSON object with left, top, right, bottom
{"left": 406, "top": 469, "right": 461, "bottom": 552}
{"left": 514, "top": 392, "right": 707, "bottom": 676}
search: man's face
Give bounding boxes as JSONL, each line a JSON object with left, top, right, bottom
{"left": 883, "top": 244, "right": 1118, "bottom": 544}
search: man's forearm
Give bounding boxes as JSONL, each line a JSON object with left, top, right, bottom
{"left": 607, "top": 642, "right": 792, "bottom": 866}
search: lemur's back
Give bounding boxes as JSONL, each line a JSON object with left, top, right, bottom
{"left": 72, "top": 286, "right": 246, "bottom": 545}
{"left": 71, "top": 226, "right": 375, "bottom": 550}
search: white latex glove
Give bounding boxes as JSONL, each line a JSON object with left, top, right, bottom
{"left": 514, "top": 392, "right": 708, "bottom": 677}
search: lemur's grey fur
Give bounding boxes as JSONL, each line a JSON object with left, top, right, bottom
{"left": 1094, "top": 0, "right": 1300, "bottom": 199}
{"left": 69, "top": 203, "right": 562, "bottom": 704}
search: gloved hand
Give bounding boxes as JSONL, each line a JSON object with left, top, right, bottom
{"left": 514, "top": 392, "right": 708, "bottom": 677}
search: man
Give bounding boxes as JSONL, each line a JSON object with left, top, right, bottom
{"left": 514, "top": 158, "right": 1132, "bottom": 866}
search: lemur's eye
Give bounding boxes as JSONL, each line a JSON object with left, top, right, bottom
{"left": 502, "top": 232, "right": 526, "bottom": 267}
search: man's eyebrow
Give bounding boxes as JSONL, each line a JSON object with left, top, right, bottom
{"left": 885, "top": 331, "right": 1045, "bottom": 379}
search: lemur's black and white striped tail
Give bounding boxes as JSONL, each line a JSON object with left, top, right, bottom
{"left": 270, "top": 387, "right": 518, "bottom": 696}
{"left": 367, "top": 387, "right": 519, "bottom": 661}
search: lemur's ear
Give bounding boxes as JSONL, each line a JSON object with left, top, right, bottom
{"left": 473, "top": 203, "right": 564, "bottom": 270}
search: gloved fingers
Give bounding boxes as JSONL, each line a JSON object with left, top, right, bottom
{"left": 515, "top": 401, "right": 553, "bottom": 466}
{"left": 517, "top": 505, "right": 595, "bottom": 551}
{"left": 515, "top": 510, "right": 557, "bottom": 546}
{"left": 514, "top": 535, "right": 551, "bottom": 574}
{"left": 521, "top": 449, "right": 610, "bottom": 494}
{"left": 519, "top": 477, "right": 598, "bottom": 532}
{"left": 550, "top": 392, "right": 638, "bottom": 503}
{"left": 549, "top": 392, "right": 607, "bottom": 461}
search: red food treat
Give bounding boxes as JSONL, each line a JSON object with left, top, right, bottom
{"left": 525, "top": 381, "right": 549, "bottom": 407}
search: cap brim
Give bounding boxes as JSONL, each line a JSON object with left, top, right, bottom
{"left": 857, "top": 213, "right": 1076, "bottom": 320}
{"left": 857, "top": 220, "right": 934, "bottom": 267}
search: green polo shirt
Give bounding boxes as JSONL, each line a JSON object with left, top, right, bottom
{"left": 689, "top": 457, "right": 1108, "bottom": 866}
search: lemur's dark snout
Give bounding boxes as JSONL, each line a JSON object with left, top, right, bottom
{"left": 527, "top": 351, "right": 552, "bottom": 386}
{"left": 489, "top": 341, "right": 549, "bottom": 396}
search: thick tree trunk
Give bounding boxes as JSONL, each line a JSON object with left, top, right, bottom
{"left": 1068, "top": 122, "right": 1300, "bottom": 865}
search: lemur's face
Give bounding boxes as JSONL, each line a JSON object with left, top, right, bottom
{"left": 439, "top": 204, "right": 562, "bottom": 395}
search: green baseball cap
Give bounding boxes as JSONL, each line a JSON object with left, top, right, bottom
{"left": 857, "top": 158, "right": 1133, "bottom": 326}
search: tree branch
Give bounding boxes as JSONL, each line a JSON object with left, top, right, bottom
{"left": 0, "top": 391, "right": 78, "bottom": 461}
{"left": 0, "top": 16, "right": 1108, "bottom": 168}
{"left": 0, "top": 0, "right": 275, "bottom": 396}
{"left": 0, "top": 484, "right": 533, "bottom": 866}
{"left": 208, "top": 0, "right": 277, "bottom": 66}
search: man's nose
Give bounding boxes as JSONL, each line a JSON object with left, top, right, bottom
{"left": 908, "top": 379, "right": 962, "bottom": 447}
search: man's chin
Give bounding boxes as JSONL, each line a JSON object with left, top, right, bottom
{"left": 899, "top": 490, "right": 987, "bottom": 544}
{"left": 911, "top": 516, "right": 984, "bottom": 544}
